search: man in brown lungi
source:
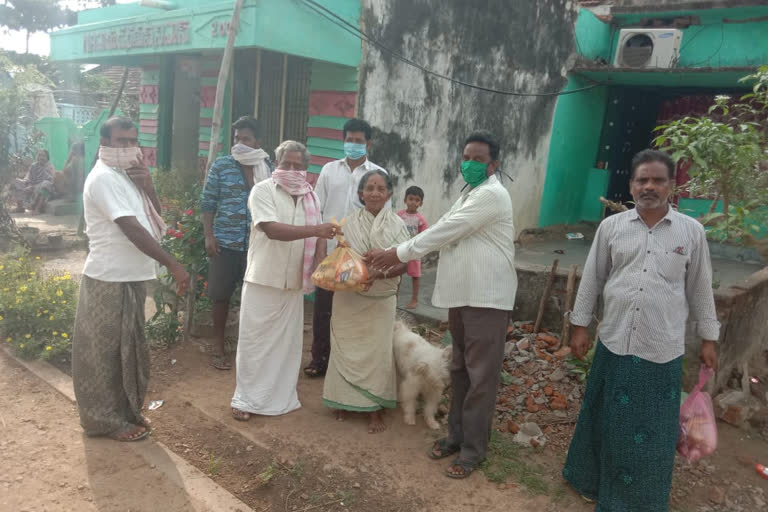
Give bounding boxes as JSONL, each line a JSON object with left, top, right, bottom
{"left": 368, "top": 130, "right": 517, "bottom": 478}
{"left": 72, "top": 117, "right": 189, "bottom": 442}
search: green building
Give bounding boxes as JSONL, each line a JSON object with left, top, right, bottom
{"left": 49, "top": 0, "right": 362, "bottom": 182}
{"left": 539, "top": 2, "right": 768, "bottom": 227}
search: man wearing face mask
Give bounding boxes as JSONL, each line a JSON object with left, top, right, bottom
{"left": 73, "top": 116, "right": 190, "bottom": 443}
{"left": 367, "top": 130, "right": 516, "bottom": 479}
{"left": 201, "top": 115, "right": 273, "bottom": 370}
{"left": 304, "top": 118, "right": 387, "bottom": 378}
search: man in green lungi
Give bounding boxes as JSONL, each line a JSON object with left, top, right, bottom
{"left": 565, "top": 149, "right": 719, "bottom": 511}
{"left": 73, "top": 117, "right": 189, "bottom": 442}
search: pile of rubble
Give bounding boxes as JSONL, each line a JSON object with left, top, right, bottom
{"left": 493, "top": 321, "right": 585, "bottom": 450}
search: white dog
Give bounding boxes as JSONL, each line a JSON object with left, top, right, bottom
{"left": 392, "top": 320, "right": 452, "bottom": 430}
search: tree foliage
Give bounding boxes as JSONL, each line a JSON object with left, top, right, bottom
{"left": 0, "top": 1, "right": 76, "bottom": 53}
{"left": 654, "top": 66, "right": 768, "bottom": 251}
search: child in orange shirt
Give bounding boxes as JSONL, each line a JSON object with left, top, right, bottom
{"left": 397, "top": 186, "right": 428, "bottom": 309}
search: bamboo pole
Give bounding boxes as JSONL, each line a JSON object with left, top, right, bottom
{"left": 534, "top": 259, "right": 559, "bottom": 334}
{"left": 188, "top": 0, "right": 243, "bottom": 344}
{"left": 559, "top": 264, "right": 578, "bottom": 350}
{"left": 205, "top": 0, "right": 245, "bottom": 175}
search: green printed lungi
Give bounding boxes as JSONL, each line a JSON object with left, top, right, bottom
{"left": 563, "top": 341, "right": 682, "bottom": 512}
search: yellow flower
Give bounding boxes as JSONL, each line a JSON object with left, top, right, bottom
{"left": 45, "top": 346, "right": 52, "bottom": 351}
{"left": 3, "top": 287, "right": 8, "bottom": 291}
{"left": 62, "top": 274, "right": 71, "bottom": 281}
{"left": 36, "top": 313, "right": 41, "bottom": 317}
{"left": 61, "top": 300, "right": 67, "bottom": 304}
{"left": 18, "top": 257, "right": 23, "bottom": 261}
{"left": 52, "top": 331, "right": 58, "bottom": 336}
{"left": 0, "top": 265, "right": 4, "bottom": 270}
{"left": 24, "top": 334, "right": 31, "bottom": 339}
{"left": 0, "top": 315, "right": 3, "bottom": 321}
{"left": 19, "top": 285, "right": 27, "bottom": 292}
{"left": 5, "top": 337, "right": 11, "bottom": 342}
{"left": 15, "top": 298, "right": 21, "bottom": 304}
{"left": 29, "top": 272, "right": 36, "bottom": 276}
{"left": 51, "top": 300, "right": 56, "bottom": 304}
{"left": 61, "top": 333, "right": 68, "bottom": 339}
{"left": 43, "top": 309, "right": 48, "bottom": 313}
{"left": 35, "top": 256, "right": 40, "bottom": 260}
{"left": 49, "top": 315, "right": 55, "bottom": 321}
{"left": 19, "top": 343, "right": 24, "bottom": 348}
{"left": 56, "top": 289, "right": 63, "bottom": 297}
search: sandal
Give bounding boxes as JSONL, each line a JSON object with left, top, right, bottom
{"left": 109, "top": 425, "right": 149, "bottom": 442}
{"left": 445, "top": 458, "right": 479, "bottom": 480}
{"left": 231, "top": 408, "right": 250, "bottom": 421}
{"left": 303, "top": 365, "right": 326, "bottom": 378}
{"left": 210, "top": 354, "right": 232, "bottom": 370}
{"left": 428, "top": 438, "right": 460, "bottom": 460}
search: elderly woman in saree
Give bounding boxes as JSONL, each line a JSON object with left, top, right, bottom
{"left": 322, "top": 170, "right": 410, "bottom": 433}
{"left": 15, "top": 149, "right": 55, "bottom": 213}
{"left": 231, "top": 140, "right": 340, "bottom": 421}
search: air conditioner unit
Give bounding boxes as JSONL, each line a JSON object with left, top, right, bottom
{"left": 613, "top": 29, "right": 683, "bottom": 69}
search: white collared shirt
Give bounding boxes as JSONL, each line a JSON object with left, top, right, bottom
{"left": 315, "top": 158, "right": 387, "bottom": 251}
{"left": 396, "top": 175, "right": 517, "bottom": 311}
{"left": 571, "top": 207, "right": 720, "bottom": 363}
{"left": 243, "top": 179, "right": 307, "bottom": 290}
{"left": 82, "top": 160, "right": 157, "bottom": 282}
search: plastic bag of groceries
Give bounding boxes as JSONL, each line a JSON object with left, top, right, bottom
{"left": 677, "top": 366, "right": 718, "bottom": 462}
{"left": 311, "top": 220, "right": 369, "bottom": 292}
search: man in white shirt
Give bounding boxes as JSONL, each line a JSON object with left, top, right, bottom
{"left": 72, "top": 117, "right": 189, "bottom": 443}
{"left": 304, "top": 118, "right": 387, "bottom": 378}
{"left": 369, "top": 131, "right": 516, "bottom": 479}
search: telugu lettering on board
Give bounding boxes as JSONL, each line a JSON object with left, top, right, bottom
{"left": 83, "top": 22, "right": 190, "bottom": 53}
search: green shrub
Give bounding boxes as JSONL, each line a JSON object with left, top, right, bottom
{"left": 0, "top": 248, "right": 78, "bottom": 360}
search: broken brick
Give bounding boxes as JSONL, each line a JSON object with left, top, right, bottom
{"left": 508, "top": 422, "right": 520, "bottom": 434}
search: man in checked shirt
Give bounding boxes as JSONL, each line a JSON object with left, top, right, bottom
{"left": 562, "top": 149, "right": 719, "bottom": 511}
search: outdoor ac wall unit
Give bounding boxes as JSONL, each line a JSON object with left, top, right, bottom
{"left": 613, "top": 29, "right": 683, "bottom": 69}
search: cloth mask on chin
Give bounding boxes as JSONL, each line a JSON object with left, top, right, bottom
{"left": 99, "top": 146, "right": 143, "bottom": 170}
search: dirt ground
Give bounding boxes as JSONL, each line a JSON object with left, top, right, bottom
{"left": 0, "top": 351, "right": 242, "bottom": 512}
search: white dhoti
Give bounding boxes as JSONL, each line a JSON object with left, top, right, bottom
{"left": 231, "top": 282, "right": 304, "bottom": 415}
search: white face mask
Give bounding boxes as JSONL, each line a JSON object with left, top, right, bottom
{"left": 98, "top": 146, "right": 143, "bottom": 169}
{"left": 231, "top": 144, "right": 268, "bottom": 166}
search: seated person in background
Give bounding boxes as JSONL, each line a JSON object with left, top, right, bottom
{"left": 14, "top": 149, "right": 55, "bottom": 213}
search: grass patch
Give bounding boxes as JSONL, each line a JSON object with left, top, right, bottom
{"left": 481, "top": 431, "right": 551, "bottom": 495}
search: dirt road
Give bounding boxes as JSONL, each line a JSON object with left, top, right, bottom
{"left": 0, "top": 351, "right": 250, "bottom": 512}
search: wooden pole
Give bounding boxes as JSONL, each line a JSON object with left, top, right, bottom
{"left": 279, "top": 54, "right": 288, "bottom": 141}
{"left": 78, "top": 67, "right": 130, "bottom": 236}
{"left": 188, "top": 0, "right": 243, "bottom": 343}
{"left": 559, "top": 264, "right": 578, "bottom": 349}
{"left": 534, "top": 259, "right": 559, "bottom": 334}
{"left": 205, "top": 0, "right": 245, "bottom": 175}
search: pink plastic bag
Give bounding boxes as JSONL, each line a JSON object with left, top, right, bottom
{"left": 677, "top": 366, "right": 717, "bottom": 462}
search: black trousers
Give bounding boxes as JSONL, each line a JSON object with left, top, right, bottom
{"left": 309, "top": 287, "right": 334, "bottom": 371}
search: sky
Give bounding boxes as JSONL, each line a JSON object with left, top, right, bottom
{"left": 0, "top": 0, "right": 134, "bottom": 56}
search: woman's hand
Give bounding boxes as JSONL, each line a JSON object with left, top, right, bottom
{"left": 314, "top": 223, "right": 343, "bottom": 240}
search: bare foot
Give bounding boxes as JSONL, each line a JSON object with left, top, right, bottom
{"left": 368, "top": 410, "right": 387, "bottom": 434}
{"left": 405, "top": 300, "right": 418, "bottom": 309}
{"left": 335, "top": 410, "right": 345, "bottom": 422}
{"left": 231, "top": 407, "right": 250, "bottom": 421}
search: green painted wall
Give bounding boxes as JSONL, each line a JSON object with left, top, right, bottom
{"left": 581, "top": 167, "right": 610, "bottom": 222}
{"left": 574, "top": 9, "right": 612, "bottom": 61}
{"left": 50, "top": 0, "right": 362, "bottom": 67}
{"left": 539, "top": 76, "right": 608, "bottom": 227}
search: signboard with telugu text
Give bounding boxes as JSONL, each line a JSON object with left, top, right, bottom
{"left": 83, "top": 21, "right": 190, "bottom": 53}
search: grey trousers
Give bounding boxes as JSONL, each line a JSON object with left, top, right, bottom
{"left": 447, "top": 306, "right": 509, "bottom": 464}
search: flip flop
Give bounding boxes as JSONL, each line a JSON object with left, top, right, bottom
{"left": 428, "top": 438, "right": 460, "bottom": 460}
{"left": 210, "top": 354, "right": 232, "bottom": 370}
{"left": 109, "top": 425, "right": 149, "bottom": 442}
{"left": 445, "top": 458, "right": 480, "bottom": 480}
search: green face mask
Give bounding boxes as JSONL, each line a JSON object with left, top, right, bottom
{"left": 460, "top": 160, "right": 489, "bottom": 188}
